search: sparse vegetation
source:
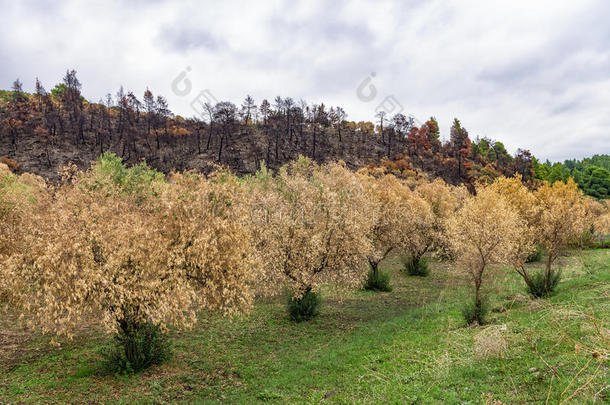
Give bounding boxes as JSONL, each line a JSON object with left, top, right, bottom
{"left": 402, "top": 256, "right": 430, "bottom": 276}
{"left": 100, "top": 322, "right": 172, "bottom": 375}
{"left": 363, "top": 266, "right": 393, "bottom": 292}
{"left": 287, "top": 290, "right": 321, "bottom": 322}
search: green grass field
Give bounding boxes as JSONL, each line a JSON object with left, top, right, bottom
{"left": 1, "top": 249, "right": 608, "bottom": 404}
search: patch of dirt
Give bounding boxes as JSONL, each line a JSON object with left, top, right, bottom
{"left": 0, "top": 328, "right": 31, "bottom": 368}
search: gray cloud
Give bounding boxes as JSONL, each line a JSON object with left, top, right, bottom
{"left": 159, "top": 26, "right": 225, "bottom": 52}
{"left": 0, "top": 0, "right": 608, "bottom": 161}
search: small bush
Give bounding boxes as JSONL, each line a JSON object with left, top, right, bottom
{"left": 526, "top": 268, "right": 561, "bottom": 298}
{"left": 287, "top": 290, "right": 320, "bottom": 322}
{"left": 363, "top": 267, "right": 393, "bottom": 292}
{"left": 403, "top": 256, "right": 429, "bottom": 276}
{"left": 462, "top": 299, "right": 488, "bottom": 326}
{"left": 525, "top": 245, "right": 543, "bottom": 263}
{"left": 100, "top": 322, "right": 172, "bottom": 375}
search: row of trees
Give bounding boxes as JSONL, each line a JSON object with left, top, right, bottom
{"left": 534, "top": 154, "right": 610, "bottom": 199}
{"left": 1, "top": 156, "right": 608, "bottom": 372}
{"left": 2, "top": 70, "right": 544, "bottom": 191}
{"left": 449, "top": 176, "right": 607, "bottom": 323}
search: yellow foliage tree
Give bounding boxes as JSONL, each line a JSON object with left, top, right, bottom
{"left": 247, "top": 158, "right": 374, "bottom": 303}
{"left": 414, "top": 178, "right": 466, "bottom": 261}
{"left": 358, "top": 171, "right": 432, "bottom": 279}
{"left": 534, "top": 178, "right": 587, "bottom": 289}
{"left": 448, "top": 187, "right": 522, "bottom": 318}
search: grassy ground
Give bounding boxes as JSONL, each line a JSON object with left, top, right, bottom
{"left": 1, "top": 249, "right": 608, "bottom": 404}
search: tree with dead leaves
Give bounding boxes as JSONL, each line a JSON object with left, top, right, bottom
{"left": 448, "top": 186, "right": 522, "bottom": 323}
{"left": 486, "top": 175, "right": 539, "bottom": 289}
{"left": 4, "top": 156, "right": 257, "bottom": 368}
{"left": 0, "top": 163, "right": 47, "bottom": 303}
{"left": 414, "top": 178, "right": 467, "bottom": 261}
{"left": 358, "top": 170, "right": 432, "bottom": 280}
{"left": 246, "top": 157, "right": 373, "bottom": 312}
{"left": 533, "top": 178, "right": 587, "bottom": 291}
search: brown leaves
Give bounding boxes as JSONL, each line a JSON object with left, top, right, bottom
{"left": 534, "top": 178, "right": 588, "bottom": 261}
{"left": 447, "top": 186, "right": 523, "bottom": 299}
{"left": 246, "top": 157, "right": 374, "bottom": 297}
{"left": 359, "top": 172, "right": 435, "bottom": 265}
{"left": 1, "top": 157, "right": 598, "bottom": 339}
{"left": 3, "top": 163, "right": 257, "bottom": 336}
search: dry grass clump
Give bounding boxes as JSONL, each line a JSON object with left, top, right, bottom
{"left": 473, "top": 325, "right": 508, "bottom": 359}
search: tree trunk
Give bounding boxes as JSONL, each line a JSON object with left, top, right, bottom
{"left": 196, "top": 128, "right": 201, "bottom": 154}
{"left": 218, "top": 133, "right": 224, "bottom": 163}
{"left": 275, "top": 129, "right": 279, "bottom": 161}
{"left": 544, "top": 254, "right": 553, "bottom": 291}
{"left": 369, "top": 259, "right": 379, "bottom": 279}
{"left": 312, "top": 127, "right": 316, "bottom": 160}
{"left": 474, "top": 268, "right": 483, "bottom": 306}
{"left": 206, "top": 122, "right": 213, "bottom": 151}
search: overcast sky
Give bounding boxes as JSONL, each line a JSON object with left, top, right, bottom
{"left": 1, "top": 0, "right": 609, "bottom": 161}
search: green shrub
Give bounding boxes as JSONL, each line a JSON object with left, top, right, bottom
{"left": 95, "top": 152, "right": 127, "bottom": 186}
{"left": 363, "top": 267, "right": 393, "bottom": 292}
{"left": 403, "top": 256, "right": 429, "bottom": 277}
{"left": 526, "top": 268, "right": 561, "bottom": 298}
{"left": 287, "top": 290, "right": 320, "bottom": 322}
{"left": 462, "top": 299, "right": 488, "bottom": 326}
{"left": 525, "top": 245, "right": 543, "bottom": 263}
{"left": 91, "top": 153, "right": 165, "bottom": 201}
{"left": 100, "top": 322, "right": 172, "bottom": 375}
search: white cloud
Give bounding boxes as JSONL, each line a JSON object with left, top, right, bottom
{"left": 0, "top": 0, "right": 608, "bottom": 161}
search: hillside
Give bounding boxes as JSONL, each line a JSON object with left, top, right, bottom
{"left": 1, "top": 71, "right": 608, "bottom": 198}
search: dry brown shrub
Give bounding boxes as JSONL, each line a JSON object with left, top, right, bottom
{"left": 0, "top": 167, "right": 47, "bottom": 303}
{"left": 534, "top": 179, "right": 587, "bottom": 276}
{"left": 415, "top": 178, "right": 467, "bottom": 259}
{"left": 357, "top": 171, "right": 434, "bottom": 273}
